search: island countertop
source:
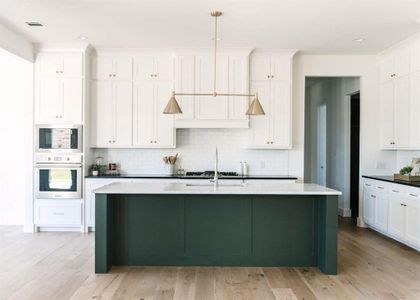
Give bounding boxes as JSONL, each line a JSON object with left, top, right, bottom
{"left": 94, "top": 182, "right": 341, "bottom": 195}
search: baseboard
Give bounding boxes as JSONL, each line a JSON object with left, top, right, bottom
{"left": 338, "top": 207, "right": 352, "bottom": 217}
{"left": 357, "top": 217, "right": 367, "bottom": 228}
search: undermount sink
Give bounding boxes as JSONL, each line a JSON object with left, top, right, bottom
{"left": 185, "top": 183, "right": 245, "bottom": 188}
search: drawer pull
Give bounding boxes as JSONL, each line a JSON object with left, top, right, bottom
{"left": 371, "top": 195, "right": 376, "bottom": 198}
{"left": 53, "top": 212, "right": 65, "bottom": 216}
{"left": 392, "top": 190, "right": 399, "bottom": 193}
{"left": 409, "top": 193, "right": 418, "bottom": 197}
{"left": 365, "top": 184, "right": 371, "bottom": 187}
{"left": 377, "top": 186, "right": 385, "bottom": 189}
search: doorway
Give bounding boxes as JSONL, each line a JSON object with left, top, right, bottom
{"left": 304, "top": 77, "right": 361, "bottom": 217}
{"left": 350, "top": 92, "right": 360, "bottom": 218}
{"left": 317, "top": 104, "right": 327, "bottom": 186}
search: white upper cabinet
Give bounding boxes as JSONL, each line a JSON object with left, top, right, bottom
{"left": 91, "top": 81, "right": 133, "bottom": 147}
{"left": 37, "top": 52, "right": 83, "bottom": 78}
{"left": 248, "top": 51, "right": 295, "bottom": 149}
{"left": 174, "top": 55, "right": 195, "bottom": 120}
{"left": 133, "top": 81, "right": 175, "bottom": 148}
{"left": 133, "top": 55, "right": 174, "bottom": 81}
{"left": 250, "top": 53, "right": 291, "bottom": 81}
{"left": 173, "top": 49, "right": 251, "bottom": 128}
{"left": 35, "top": 52, "right": 84, "bottom": 124}
{"left": 379, "top": 39, "right": 420, "bottom": 150}
{"left": 92, "top": 55, "right": 132, "bottom": 81}
{"left": 379, "top": 50, "right": 409, "bottom": 82}
{"left": 35, "top": 78, "right": 83, "bottom": 123}
{"left": 195, "top": 54, "right": 229, "bottom": 120}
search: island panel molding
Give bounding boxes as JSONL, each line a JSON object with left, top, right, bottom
{"left": 94, "top": 183, "right": 339, "bottom": 274}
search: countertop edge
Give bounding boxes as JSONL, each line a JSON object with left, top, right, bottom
{"left": 362, "top": 175, "right": 420, "bottom": 188}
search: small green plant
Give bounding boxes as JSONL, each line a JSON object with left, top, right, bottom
{"left": 89, "top": 164, "right": 106, "bottom": 175}
{"left": 399, "top": 166, "right": 413, "bottom": 175}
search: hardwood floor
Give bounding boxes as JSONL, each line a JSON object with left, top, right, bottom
{"left": 1, "top": 219, "right": 420, "bottom": 300}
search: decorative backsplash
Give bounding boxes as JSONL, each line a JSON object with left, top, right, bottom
{"left": 92, "top": 129, "right": 291, "bottom": 175}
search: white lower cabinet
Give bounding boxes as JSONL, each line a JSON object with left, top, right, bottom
{"left": 362, "top": 178, "right": 420, "bottom": 250}
{"left": 34, "top": 200, "right": 83, "bottom": 230}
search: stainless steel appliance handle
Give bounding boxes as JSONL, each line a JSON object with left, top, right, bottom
{"left": 35, "top": 164, "right": 82, "bottom": 169}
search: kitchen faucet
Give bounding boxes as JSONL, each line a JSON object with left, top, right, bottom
{"left": 214, "top": 147, "right": 219, "bottom": 187}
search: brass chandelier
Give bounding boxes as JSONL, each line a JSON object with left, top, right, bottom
{"left": 163, "top": 11, "right": 265, "bottom": 115}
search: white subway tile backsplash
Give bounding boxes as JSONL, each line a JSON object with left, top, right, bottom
{"left": 93, "top": 129, "right": 291, "bottom": 175}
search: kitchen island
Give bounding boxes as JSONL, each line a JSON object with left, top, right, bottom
{"left": 94, "top": 182, "right": 341, "bottom": 275}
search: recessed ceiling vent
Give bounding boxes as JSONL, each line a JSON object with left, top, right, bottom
{"left": 25, "top": 22, "right": 44, "bottom": 27}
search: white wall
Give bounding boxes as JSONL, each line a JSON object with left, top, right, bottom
{"left": 0, "top": 23, "right": 33, "bottom": 62}
{"left": 292, "top": 54, "right": 397, "bottom": 222}
{"left": 0, "top": 49, "right": 33, "bottom": 225}
{"left": 93, "top": 129, "right": 291, "bottom": 175}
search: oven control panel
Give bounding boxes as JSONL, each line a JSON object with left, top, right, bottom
{"left": 35, "top": 153, "right": 82, "bottom": 164}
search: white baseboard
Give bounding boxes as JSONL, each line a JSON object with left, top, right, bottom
{"left": 338, "top": 207, "right": 352, "bottom": 217}
{"left": 357, "top": 217, "right": 367, "bottom": 227}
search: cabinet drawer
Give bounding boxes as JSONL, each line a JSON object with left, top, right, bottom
{"left": 35, "top": 201, "right": 82, "bottom": 226}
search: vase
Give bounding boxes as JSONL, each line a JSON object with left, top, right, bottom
{"left": 166, "top": 164, "right": 174, "bottom": 175}
{"left": 92, "top": 170, "right": 99, "bottom": 176}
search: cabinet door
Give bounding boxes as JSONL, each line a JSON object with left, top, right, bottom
{"left": 380, "top": 57, "right": 395, "bottom": 82}
{"left": 380, "top": 81, "right": 395, "bottom": 148}
{"left": 394, "top": 49, "right": 410, "bottom": 78}
{"left": 250, "top": 55, "right": 271, "bottom": 81}
{"left": 409, "top": 73, "right": 420, "bottom": 147}
{"left": 174, "top": 55, "right": 195, "bottom": 120}
{"left": 155, "top": 82, "right": 175, "bottom": 147}
{"left": 91, "top": 81, "right": 114, "bottom": 146}
{"left": 271, "top": 81, "right": 292, "bottom": 148}
{"left": 374, "top": 187, "right": 389, "bottom": 232}
{"left": 113, "top": 81, "right": 133, "bottom": 146}
{"left": 394, "top": 77, "right": 410, "bottom": 148}
{"left": 270, "top": 55, "right": 291, "bottom": 81}
{"left": 133, "top": 81, "right": 155, "bottom": 146}
{"left": 155, "top": 56, "right": 174, "bottom": 81}
{"left": 37, "top": 53, "right": 62, "bottom": 77}
{"left": 228, "top": 55, "right": 248, "bottom": 120}
{"left": 363, "top": 188, "right": 375, "bottom": 226}
{"left": 113, "top": 56, "right": 132, "bottom": 81}
{"left": 405, "top": 194, "right": 420, "bottom": 248}
{"left": 61, "top": 53, "right": 83, "bottom": 77}
{"left": 410, "top": 41, "right": 420, "bottom": 73}
{"left": 249, "top": 81, "right": 271, "bottom": 147}
{"left": 388, "top": 196, "right": 406, "bottom": 239}
{"left": 195, "top": 55, "right": 228, "bottom": 119}
{"left": 133, "top": 56, "right": 155, "bottom": 81}
{"left": 61, "top": 78, "right": 83, "bottom": 123}
{"left": 92, "top": 56, "right": 114, "bottom": 80}
{"left": 35, "top": 78, "right": 61, "bottom": 123}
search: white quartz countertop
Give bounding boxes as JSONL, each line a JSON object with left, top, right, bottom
{"left": 94, "top": 182, "right": 342, "bottom": 196}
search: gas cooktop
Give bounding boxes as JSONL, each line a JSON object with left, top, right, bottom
{"left": 185, "top": 171, "right": 239, "bottom": 177}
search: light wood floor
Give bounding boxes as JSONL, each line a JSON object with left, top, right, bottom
{"left": 1, "top": 219, "right": 420, "bottom": 300}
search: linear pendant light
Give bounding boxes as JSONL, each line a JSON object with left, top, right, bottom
{"left": 163, "top": 11, "right": 265, "bottom": 116}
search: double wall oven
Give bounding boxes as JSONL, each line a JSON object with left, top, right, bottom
{"left": 35, "top": 125, "right": 83, "bottom": 199}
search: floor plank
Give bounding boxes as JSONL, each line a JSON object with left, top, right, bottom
{"left": 1, "top": 219, "right": 420, "bottom": 300}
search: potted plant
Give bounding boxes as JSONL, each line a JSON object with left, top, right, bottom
{"left": 89, "top": 164, "right": 105, "bottom": 176}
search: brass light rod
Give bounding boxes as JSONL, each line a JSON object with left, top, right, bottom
{"left": 174, "top": 92, "right": 257, "bottom": 97}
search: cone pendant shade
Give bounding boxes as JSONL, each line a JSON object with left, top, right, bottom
{"left": 246, "top": 94, "right": 265, "bottom": 115}
{"left": 163, "top": 92, "right": 183, "bottom": 114}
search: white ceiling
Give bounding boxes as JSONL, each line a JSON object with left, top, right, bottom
{"left": 1, "top": 0, "right": 420, "bottom": 54}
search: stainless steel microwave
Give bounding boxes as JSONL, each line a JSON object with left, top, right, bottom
{"left": 36, "top": 125, "right": 82, "bottom": 153}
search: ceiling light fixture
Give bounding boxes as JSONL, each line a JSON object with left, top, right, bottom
{"left": 353, "top": 38, "right": 365, "bottom": 43}
{"left": 25, "top": 22, "right": 45, "bottom": 27}
{"left": 163, "top": 11, "right": 265, "bottom": 116}
{"left": 78, "top": 35, "right": 88, "bottom": 40}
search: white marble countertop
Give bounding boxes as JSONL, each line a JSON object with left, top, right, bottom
{"left": 94, "top": 182, "right": 341, "bottom": 196}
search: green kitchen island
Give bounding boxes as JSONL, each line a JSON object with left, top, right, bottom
{"left": 94, "top": 182, "right": 341, "bottom": 275}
